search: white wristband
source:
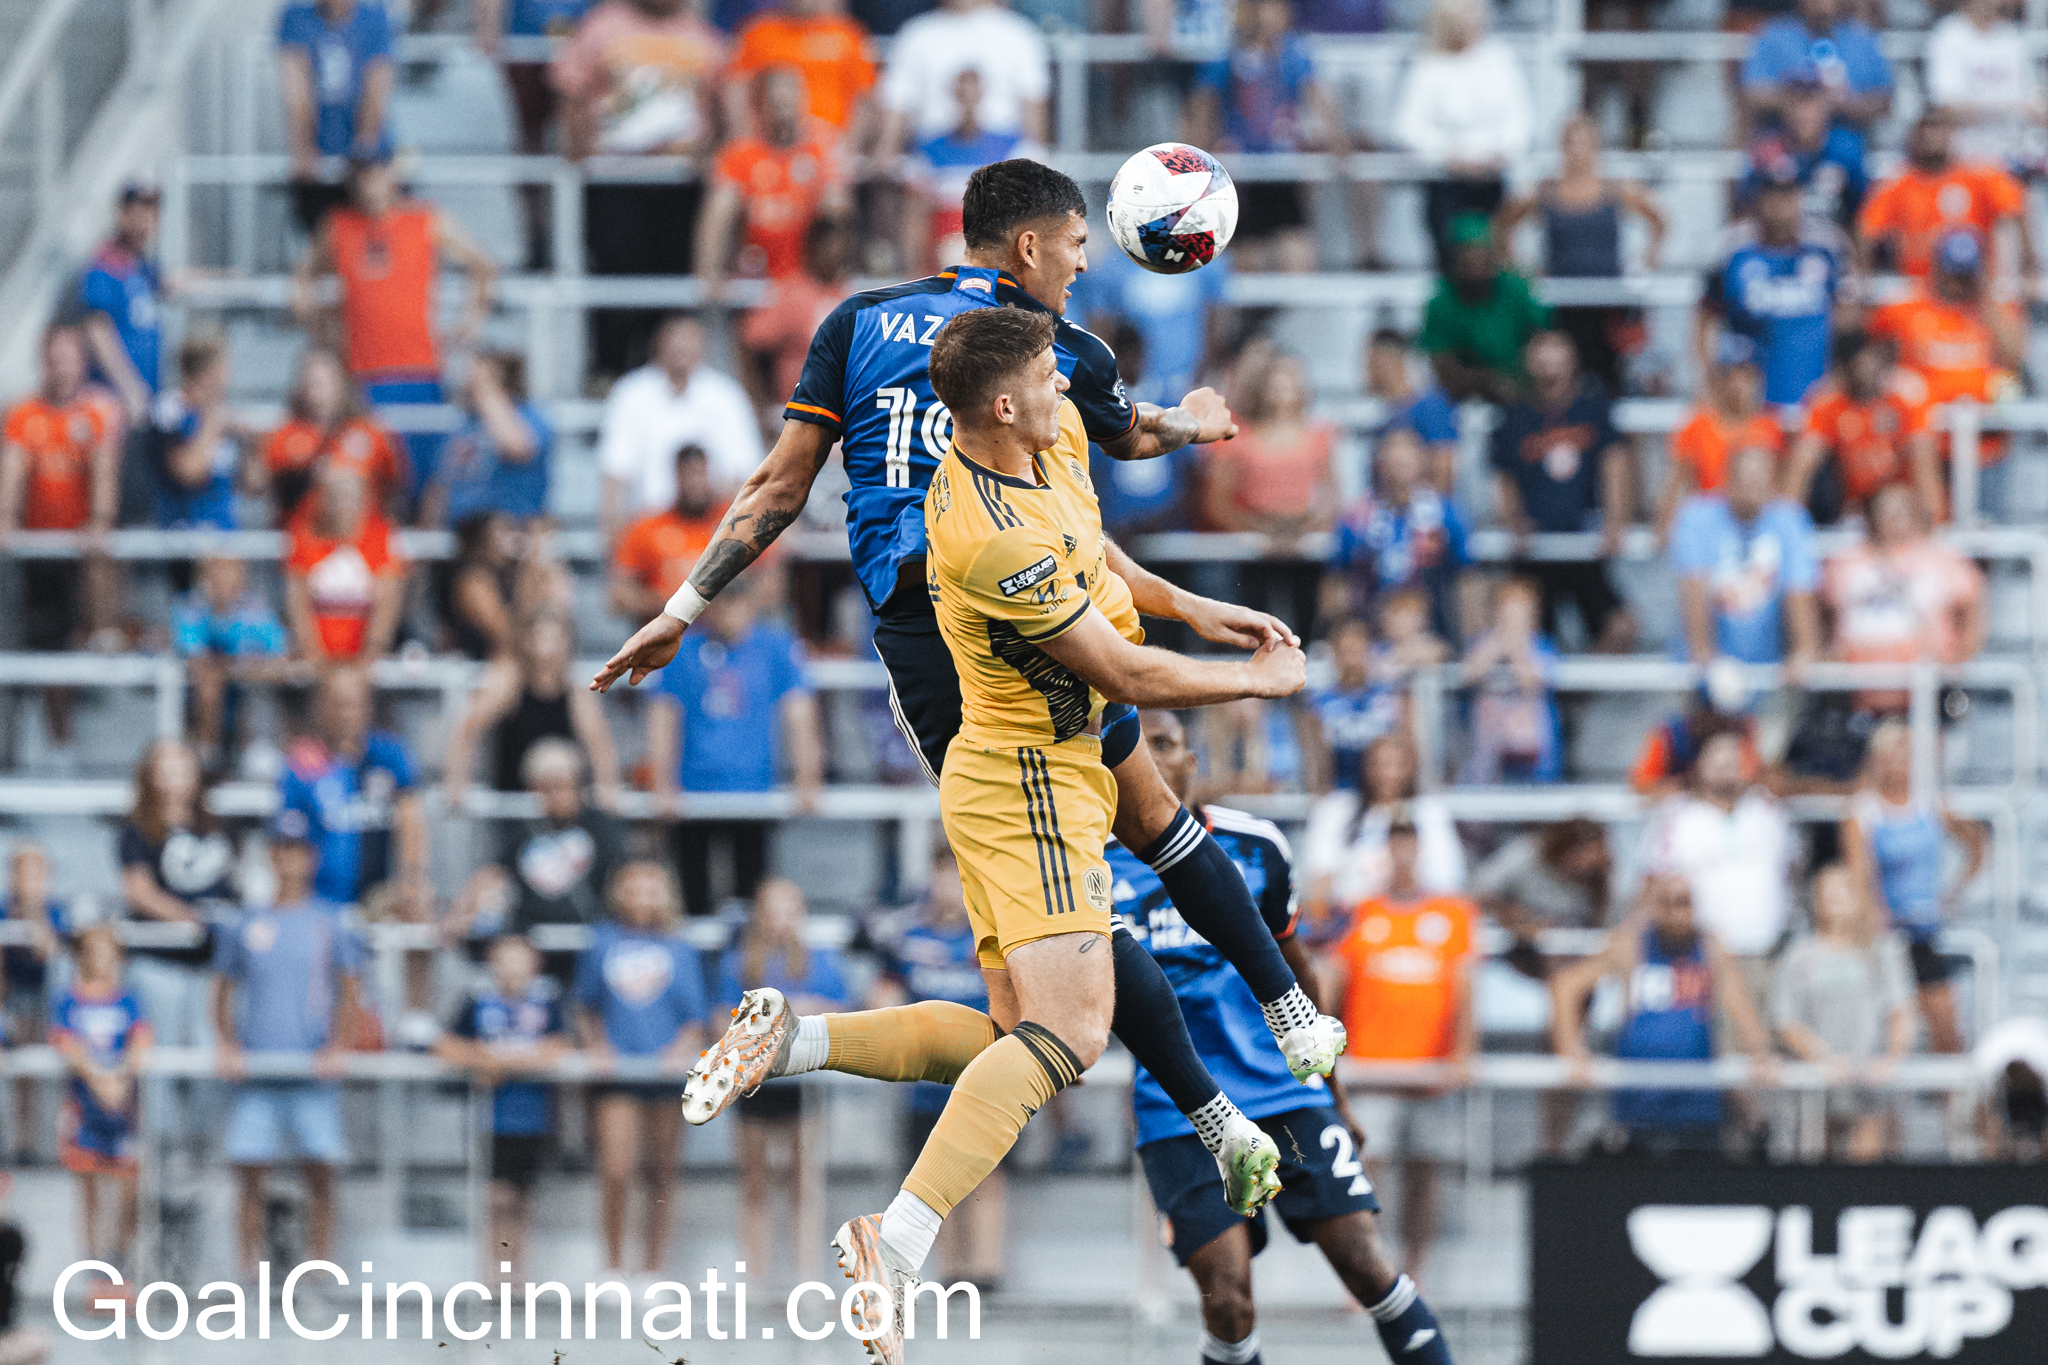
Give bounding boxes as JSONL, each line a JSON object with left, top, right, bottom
{"left": 663, "top": 582, "right": 711, "bottom": 624}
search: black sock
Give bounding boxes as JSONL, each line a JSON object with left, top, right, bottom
{"left": 1110, "top": 923, "right": 1223, "bottom": 1115}
{"left": 1141, "top": 808, "right": 1294, "bottom": 1004}
{"left": 1369, "top": 1275, "right": 1454, "bottom": 1363}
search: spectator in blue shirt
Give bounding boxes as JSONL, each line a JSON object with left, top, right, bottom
{"left": 1305, "top": 617, "right": 1407, "bottom": 793}
{"left": 278, "top": 0, "right": 396, "bottom": 232}
{"left": 436, "top": 933, "right": 572, "bottom": 1282}
{"left": 1742, "top": 0, "right": 1892, "bottom": 137}
{"left": 211, "top": 811, "right": 365, "bottom": 1280}
{"left": 1088, "top": 325, "right": 1199, "bottom": 537}
{"left": 648, "top": 568, "right": 824, "bottom": 917}
{"left": 1699, "top": 167, "right": 1845, "bottom": 409}
{"left": 174, "top": 555, "right": 289, "bottom": 766}
{"left": 1185, "top": 0, "right": 1347, "bottom": 271}
{"left": 716, "top": 877, "right": 850, "bottom": 1284}
{"left": 1364, "top": 328, "right": 1459, "bottom": 495}
{"left": 870, "top": 844, "right": 1006, "bottom": 1285}
{"left": 1671, "top": 444, "right": 1822, "bottom": 671}
{"left": 51, "top": 924, "right": 151, "bottom": 1271}
{"left": 429, "top": 352, "right": 554, "bottom": 528}
{"left": 1489, "top": 330, "right": 1638, "bottom": 654}
{"left": 149, "top": 338, "right": 247, "bottom": 531}
{"left": 1741, "top": 69, "right": 1868, "bottom": 233}
{"left": 78, "top": 182, "right": 163, "bottom": 435}
{"left": 572, "top": 860, "right": 706, "bottom": 1277}
{"left": 1327, "top": 427, "right": 1470, "bottom": 643}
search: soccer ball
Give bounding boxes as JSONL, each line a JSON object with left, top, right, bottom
{"left": 1106, "top": 142, "right": 1238, "bottom": 275}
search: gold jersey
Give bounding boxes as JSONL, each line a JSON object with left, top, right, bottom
{"left": 923, "top": 400, "right": 1143, "bottom": 751}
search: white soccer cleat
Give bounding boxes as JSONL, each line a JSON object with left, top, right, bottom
{"left": 682, "top": 987, "right": 796, "bottom": 1126}
{"left": 1279, "top": 1013, "right": 1347, "bottom": 1081}
{"left": 1216, "top": 1114, "right": 1284, "bottom": 1217}
{"left": 833, "top": 1213, "right": 914, "bottom": 1365}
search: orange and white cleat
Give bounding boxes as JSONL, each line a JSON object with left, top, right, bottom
{"left": 682, "top": 987, "right": 796, "bottom": 1126}
{"left": 832, "top": 1213, "right": 914, "bottom": 1365}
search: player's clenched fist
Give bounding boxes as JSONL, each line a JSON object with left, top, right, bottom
{"left": 1178, "top": 386, "right": 1239, "bottom": 444}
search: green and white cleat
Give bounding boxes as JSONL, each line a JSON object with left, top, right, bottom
{"left": 683, "top": 987, "right": 796, "bottom": 1126}
{"left": 1279, "top": 1013, "right": 1347, "bottom": 1081}
{"left": 1216, "top": 1115, "right": 1284, "bottom": 1216}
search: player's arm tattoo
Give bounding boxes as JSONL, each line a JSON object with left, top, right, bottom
{"left": 1100, "top": 402, "right": 1200, "bottom": 461}
{"left": 686, "top": 506, "right": 801, "bottom": 598}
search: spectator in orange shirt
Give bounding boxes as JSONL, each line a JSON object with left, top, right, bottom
{"left": 284, "top": 465, "right": 405, "bottom": 663}
{"left": 1656, "top": 334, "right": 1783, "bottom": 536}
{"left": 1202, "top": 350, "right": 1338, "bottom": 539}
{"left": 0, "top": 323, "right": 121, "bottom": 755}
{"left": 1868, "top": 229, "right": 2024, "bottom": 506}
{"left": 725, "top": 0, "right": 874, "bottom": 135}
{"left": 696, "top": 66, "right": 850, "bottom": 301}
{"left": 1822, "top": 483, "right": 1986, "bottom": 715}
{"left": 1326, "top": 809, "right": 1476, "bottom": 1287}
{"left": 1857, "top": 109, "right": 2036, "bottom": 282}
{"left": 739, "top": 218, "right": 855, "bottom": 415}
{"left": 610, "top": 445, "right": 729, "bottom": 620}
{"left": 1784, "top": 330, "right": 1943, "bottom": 524}
{"left": 290, "top": 158, "right": 497, "bottom": 516}
{"left": 257, "top": 348, "right": 404, "bottom": 524}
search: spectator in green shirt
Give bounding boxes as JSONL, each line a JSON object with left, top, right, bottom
{"left": 1419, "top": 213, "right": 1551, "bottom": 405}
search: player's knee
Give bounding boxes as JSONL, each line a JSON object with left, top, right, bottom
{"left": 1198, "top": 1279, "right": 1257, "bottom": 1342}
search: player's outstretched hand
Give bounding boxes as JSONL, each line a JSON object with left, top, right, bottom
{"left": 1245, "top": 637, "right": 1307, "bottom": 699}
{"left": 1179, "top": 386, "right": 1239, "bottom": 444}
{"left": 1182, "top": 596, "right": 1299, "bottom": 651}
{"left": 590, "top": 613, "right": 687, "bottom": 693}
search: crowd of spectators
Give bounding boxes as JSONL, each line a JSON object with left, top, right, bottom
{"left": 0, "top": 0, "right": 2046, "bottom": 1298}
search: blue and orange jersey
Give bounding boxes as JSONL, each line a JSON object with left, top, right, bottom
{"left": 51, "top": 982, "right": 151, "bottom": 1129}
{"left": 784, "top": 264, "right": 1137, "bottom": 611}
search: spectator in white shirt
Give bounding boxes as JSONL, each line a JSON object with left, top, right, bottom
{"left": 1924, "top": 0, "right": 2046, "bottom": 168}
{"left": 598, "top": 313, "right": 764, "bottom": 540}
{"left": 1300, "top": 732, "right": 1466, "bottom": 943}
{"left": 877, "top": 0, "right": 1050, "bottom": 152}
{"left": 1394, "top": 0, "right": 1532, "bottom": 269}
{"left": 1640, "top": 726, "right": 1798, "bottom": 1016}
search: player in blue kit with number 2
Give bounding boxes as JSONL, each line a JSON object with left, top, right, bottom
{"left": 1116, "top": 710, "right": 1457, "bottom": 1365}
{"left": 595, "top": 160, "right": 1346, "bottom": 1201}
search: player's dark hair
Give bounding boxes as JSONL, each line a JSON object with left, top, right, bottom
{"left": 960, "top": 160, "right": 1086, "bottom": 250}
{"left": 928, "top": 308, "right": 1058, "bottom": 418}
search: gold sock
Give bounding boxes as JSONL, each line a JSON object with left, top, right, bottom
{"left": 822, "top": 1001, "right": 999, "bottom": 1085}
{"left": 901, "top": 1022, "right": 1080, "bottom": 1217}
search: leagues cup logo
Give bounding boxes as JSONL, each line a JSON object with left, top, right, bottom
{"left": 1628, "top": 1204, "right": 2048, "bottom": 1358}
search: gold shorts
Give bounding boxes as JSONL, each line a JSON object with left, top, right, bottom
{"left": 941, "top": 734, "right": 1117, "bottom": 969}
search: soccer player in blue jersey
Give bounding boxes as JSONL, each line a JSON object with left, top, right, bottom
{"left": 594, "top": 161, "right": 1343, "bottom": 1133}
{"left": 1118, "top": 709, "right": 1457, "bottom": 1365}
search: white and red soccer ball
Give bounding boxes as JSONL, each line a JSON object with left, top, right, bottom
{"left": 1106, "top": 142, "right": 1239, "bottom": 275}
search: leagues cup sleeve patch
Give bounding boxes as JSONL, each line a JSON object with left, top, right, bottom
{"left": 999, "top": 555, "right": 1061, "bottom": 598}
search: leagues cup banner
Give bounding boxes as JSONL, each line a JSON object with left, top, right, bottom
{"left": 1529, "top": 1163, "right": 2048, "bottom": 1363}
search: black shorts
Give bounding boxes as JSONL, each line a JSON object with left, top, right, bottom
{"left": 871, "top": 583, "right": 1143, "bottom": 779}
{"left": 1908, "top": 935, "right": 1957, "bottom": 987}
{"left": 592, "top": 1081, "right": 685, "bottom": 1105}
{"left": 21, "top": 562, "right": 80, "bottom": 651}
{"left": 872, "top": 587, "right": 961, "bottom": 787}
{"left": 1137, "top": 1105, "right": 1380, "bottom": 1265}
{"left": 1235, "top": 182, "right": 1308, "bottom": 240}
{"left": 491, "top": 1133, "right": 549, "bottom": 1192}
{"left": 1521, "top": 559, "right": 1625, "bottom": 642}
{"left": 290, "top": 180, "right": 351, "bottom": 235}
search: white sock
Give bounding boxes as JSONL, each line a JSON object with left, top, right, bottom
{"left": 1188, "top": 1092, "right": 1248, "bottom": 1157}
{"left": 1367, "top": 1274, "right": 1420, "bottom": 1322}
{"left": 780, "top": 1015, "right": 831, "bottom": 1077}
{"left": 1260, "top": 985, "right": 1320, "bottom": 1038}
{"left": 878, "top": 1189, "right": 943, "bottom": 1274}
{"left": 1201, "top": 1327, "right": 1262, "bottom": 1364}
